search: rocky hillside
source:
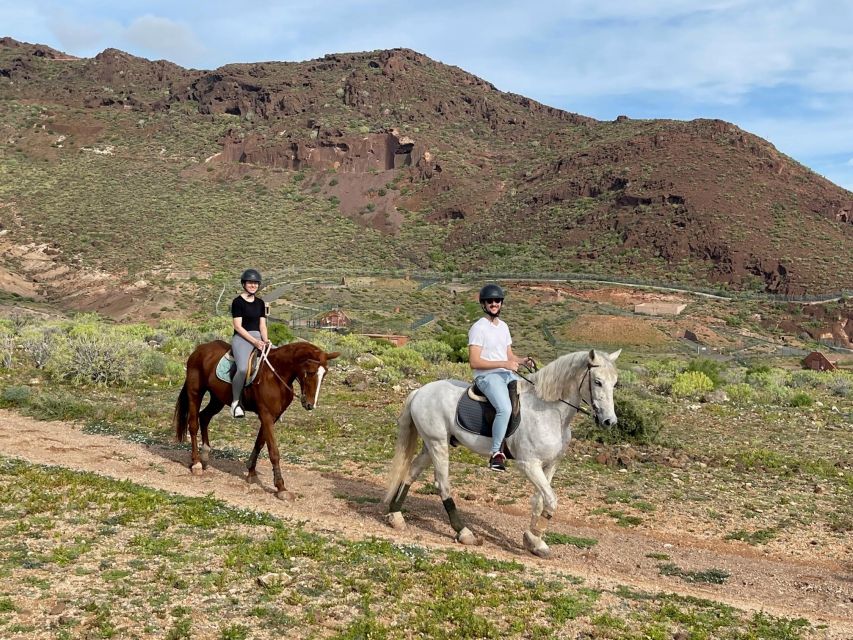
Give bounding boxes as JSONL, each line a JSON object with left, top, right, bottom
{"left": 1, "top": 37, "right": 851, "bottom": 296}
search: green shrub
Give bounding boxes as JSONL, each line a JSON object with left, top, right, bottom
{"left": 335, "top": 333, "right": 384, "bottom": 360}
{"left": 685, "top": 358, "right": 723, "bottom": 387}
{"left": 267, "top": 322, "right": 294, "bottom": 345}
{"left": 0, "top": 331, "right": 13, "bottom": 368}
{"left": 436, "top": 327, "right": 469, "bottom": 362}
{"left": 158, "top": 318, "right": 197, "bottom": 338}
{"left": 584, "top": 389, "right": 662, "bottom": 444}
{"left": 19, "top": 326, "right": 62, "bottom": 368}
{"left": 196, "top": 316, "right": 232, "bottom": 342}
{"left": 670, "top": 371, "right": 714, "bottom": 398}
{"left": 724, "top": 383, "right": 755, "bottom": 405}
{"left": 788, "top": 392, "right": 813, "bottom": 407}
{"left": 756, "top": 383, "right": 791, "bottom": 406}
{"left": 787, "top": 370, "right": 824, "bottom": 390}
{"left": 0, "top": 385, "right": 31, "bottom": 408}
{"left": 829, "top": 372, "right": 852, "bottom": 397}
{"left": 409, "top": 339, "right": 453, "bottom": 363}
{"left": 46, "top": 331, "right": 148, "bottom": 385}
{"left": 375, "top": 367, "right": 404, "bottom": 386}
{"left": 376, "top": 347, "right": 426, "bottom": 377}
{"left": 160, "top": 336, "right": 195, "bottom": 357}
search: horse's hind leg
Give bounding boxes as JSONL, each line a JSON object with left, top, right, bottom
{"left": 520, "top": 461, "right": 558, "bottom": 558}
{"left": 386, "top": 445, "right": 433, "bottom": 529}
{"left": 198, "top": 397, "right": 223, "bottom": 469}
{"left": 245, "top": 425, "right": 266, "bottom": 485}
{"left": 186, "top": 387, "right": 204, "bottom": 476}
{"left": 431, "top": 441, "right": 481, "bottom": 546}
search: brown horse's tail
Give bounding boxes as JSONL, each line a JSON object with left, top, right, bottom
{"left": 173, "top": 383, "right": 190, "bottom": 443}
{"left": 382, "top": 389, "right": 420, "bottom": 506}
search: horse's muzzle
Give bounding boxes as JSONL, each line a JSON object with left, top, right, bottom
{"left": 300, "top": 395, "right": 314, "bottom": 410}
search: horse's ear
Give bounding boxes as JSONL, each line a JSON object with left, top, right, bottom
{"left": 609, "top": 349, "right": 622, "bottom": 362}
{"left": 326, "top": 351, "right": 341, "bottom": 361}
{"left": 588, "top": 349, "right": 597, "bottom": 365}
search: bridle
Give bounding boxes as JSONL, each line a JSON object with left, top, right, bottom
{"left": 516, "top": 360, "right": 603, "bottom": 425}
{"left": 255, "top": 343, "right": 298, "bottom": 397}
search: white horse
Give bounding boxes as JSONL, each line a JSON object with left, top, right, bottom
{"left": 383, "top": 348, "right": 620, "bottom": 557}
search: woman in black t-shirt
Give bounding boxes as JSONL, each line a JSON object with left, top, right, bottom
{"left": 229, "top": 268, "right": 269, "bottom": 418}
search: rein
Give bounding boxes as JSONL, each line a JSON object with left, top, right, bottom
{"left": 255, "top": 343, "right": 297, "bottom": 395}
{"left": 515, "top": 360, "right": 599, "bottom": 421}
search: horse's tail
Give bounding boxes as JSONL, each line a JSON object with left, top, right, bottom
{"left": 382, "top": 389, "right": 420, "bottom": 506}
{"left": 173, "top": 383, "right": 190, "bottom": 443}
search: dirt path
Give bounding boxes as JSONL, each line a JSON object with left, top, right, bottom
{"left": 1, "top": 409, "right": 850, "bottom": 636}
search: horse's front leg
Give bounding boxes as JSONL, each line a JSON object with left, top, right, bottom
{"left": 518, "top": 460, "right": 558, "bottom": 558}
{"left": 431, "top": 440, "right": 481, "bottom": 546}
{"left": 260, "top": 411, "right": 295, "bottom": 501}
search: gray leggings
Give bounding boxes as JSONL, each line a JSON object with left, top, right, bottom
{"left": 231, "top": 330, "right": 260, "bottom": 403}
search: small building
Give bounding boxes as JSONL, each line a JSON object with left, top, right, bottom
{"left": 361, "top": 333, "right": 409, "bottom": 347}
{"left": 317, "top": 308, "right": 350, "bottom": 329}
{"left": 634, "top": 302, "right": 687, "bottom": 316}
{"left": 802, "top": 351, "right": 838, "bottom": 372}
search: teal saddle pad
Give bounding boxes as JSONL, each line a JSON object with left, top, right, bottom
{"left": 215, "top": 352, "right": 260, "bottom": 386}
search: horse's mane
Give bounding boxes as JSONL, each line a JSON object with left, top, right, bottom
{"left": 529, "top": 350, "right": 591, "bottom": 402}
{"left": 270, "top": 340, "right": 322, "bottom": 364}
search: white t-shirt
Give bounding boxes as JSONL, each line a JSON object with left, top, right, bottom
{"left": 468, "top": 316, "right": 512, "bottom": 376}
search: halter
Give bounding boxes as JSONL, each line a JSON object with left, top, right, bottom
{"left": 516, "top": 361, "right": 602, "bottom": 425}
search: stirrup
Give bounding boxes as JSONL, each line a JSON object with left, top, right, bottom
{"left": 231, "top": 401, "right": 245, "bottom": 419}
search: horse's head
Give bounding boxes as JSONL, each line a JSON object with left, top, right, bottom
{"left": 585, "top": 349, "right": 621, "bottom": 427}
{"left": 295, "top": 349, "right": 341, "bottom": 410}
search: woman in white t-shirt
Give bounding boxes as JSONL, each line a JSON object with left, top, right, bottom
{"left": 468, "top": 283, "right": 532, "bottom": 471}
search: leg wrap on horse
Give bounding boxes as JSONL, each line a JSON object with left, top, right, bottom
{"left": 530, "top": 513, "right": 551, "bottom": 538}
{"left": 388, "top": 483, "right": 410, "bottom": 513}
{"left": 443, "top": 497, "right": 464, "bottom": 533}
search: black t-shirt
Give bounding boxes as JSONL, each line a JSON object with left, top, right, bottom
{"left": 231, "top": 296, "right": 266, "bottom": 333}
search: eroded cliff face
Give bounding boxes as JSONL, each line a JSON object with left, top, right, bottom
{"left": 221, "top": 129, "right": 419, "bottom": 173}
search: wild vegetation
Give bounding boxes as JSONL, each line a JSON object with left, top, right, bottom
{"left": 0, "top": 311, "right": 850, "bottom": 637}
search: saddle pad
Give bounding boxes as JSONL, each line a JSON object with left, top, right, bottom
{"left": 215, "top": 351, "right": 260, "bottom": 386}
{"left": 455, "top": 380, "right": 521, "bottom": 441}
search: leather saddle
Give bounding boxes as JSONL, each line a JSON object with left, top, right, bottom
{"left": 453, "top": 379, "right": 521, "bottom": 458}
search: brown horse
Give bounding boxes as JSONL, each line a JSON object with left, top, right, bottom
{"left": 173, "top": 340, "right": 340, "bottom": 498}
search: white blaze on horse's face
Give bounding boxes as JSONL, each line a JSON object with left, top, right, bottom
{"left": 589, "top": 349, "right": 620, "bottom": 427}
{"left": 313, "top": 365, "right": 326, "bottom": 408}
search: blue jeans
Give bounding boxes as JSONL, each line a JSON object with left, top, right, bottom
{"left": 474, "top": 371, "right": 517, "bottom": 455}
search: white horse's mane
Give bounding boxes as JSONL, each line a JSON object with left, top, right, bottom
{"left": 530, "top": 350, "right": 598, "bottom": 402}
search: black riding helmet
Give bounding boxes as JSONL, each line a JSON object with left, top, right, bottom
{"left": 478, "top": 283, "right": 504, "bottom": 303}
{"left": 240, "top": 268, "right": 262, "bottom": 287}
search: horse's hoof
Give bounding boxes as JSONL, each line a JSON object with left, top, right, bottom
{"left": 245, "top": 472, "right": 260, "bottom": 485}
{"left": 190, "top": 462, "right": 203, "bottom": 476}
{"left": 384, "top": 512, "right": 406, "bottom": 530}
{"left": 455, "top": 527, "right": 482, "bottom": 546}
{"left": 523, "top": 531, "right": 551, "bottom": 558}
{"left": 275, "top": 490, "right": 296, "bottom": 501}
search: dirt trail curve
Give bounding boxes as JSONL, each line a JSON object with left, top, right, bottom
{"left": 1, "top": 410, "right": 851, "bottom": 637}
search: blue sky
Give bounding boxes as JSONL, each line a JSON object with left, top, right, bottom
{"left": 3, "top": 0, "right": 852, "bottom": 192}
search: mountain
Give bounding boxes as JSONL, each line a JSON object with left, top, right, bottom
{"left": 1, "top": 37, "right": 851, "bottom": 303}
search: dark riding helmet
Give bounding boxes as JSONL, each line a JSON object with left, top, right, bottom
{"left": 478, "top": 283, "right": 505, "bottom": 303}
{"left": 240, "top": 268, "right": 262, "bottom": 285}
